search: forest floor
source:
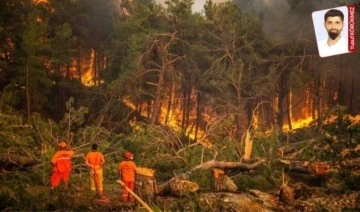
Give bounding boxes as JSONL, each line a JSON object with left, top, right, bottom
{"left": 19, "top": 180, "right": 359, "bottom": 211}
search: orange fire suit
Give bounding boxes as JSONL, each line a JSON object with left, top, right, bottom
{"left": 85, "top": 151, "right": 105, "bottom": 195}
{"left": 118, "top": 160, "right": 137, "bottom": 202}
{"left": 50, "top": 150, "right": 74, "bottom": 188}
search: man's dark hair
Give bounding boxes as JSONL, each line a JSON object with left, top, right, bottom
{"left": 92, "top": 143, "right": 98, "bottom": 151}
{"left": 324, "top": 9, "right": 344, "bottom": 22}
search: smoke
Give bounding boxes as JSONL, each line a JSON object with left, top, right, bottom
{"left": 192, "top": 0, "right": 229, "bottom": 13}
{"left": 234, "top": 0, "right": 358, "bottom": 42}
{"left": 149, "top": 0, "right": 360, "bottom": 114}
{"left": 153, "top": 0, "right": 229, "bottom": 13}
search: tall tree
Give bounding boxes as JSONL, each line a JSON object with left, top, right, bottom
{"left": 203, "top": 1, "right": 268, "bottom": 138}
{"left": 20, "top": 5, "right": 52, "bottom": 118}
{"left": 0, "top": 0, "right": 31, "bottom": 88}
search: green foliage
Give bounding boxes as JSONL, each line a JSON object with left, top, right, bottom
{"left": 165, "top": 193, "right": 200, "bottom": 211}
{"left": 234, "top": 171, "right": 278, "bottom": 192}
{"left": 341, "top": 172, "right": 360, "bottom": 191}
{"left": 190, "top": 169, "right": 212, "bottom": 192}
{"left": 59, "top": 97, "right": 88, "bottom": 139}
{"left": 0, "top": 0, "right": 359, "bottom": 210}
{"left": 48, "top": 23, "right": 77, "bottom": 77}
{"left": 28, "top": 112, "right": 60, "bottom": 144}
{"left": 20, "top": 7, "right": 53, "bottom": 112}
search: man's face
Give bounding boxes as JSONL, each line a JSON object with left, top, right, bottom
{"left": 324, "top": 16, "right": 343, "bottom": 40}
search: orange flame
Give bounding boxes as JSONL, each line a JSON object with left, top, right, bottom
{"left": 33, "top": 0, "right": 48, "bottom": 3}
{"left": 283, "top": 91, "right": 314, "bottom": 132}
{"left": 123, "top": 94, "right": 213, "bottom": 148}
{"left": 81, "top": 49, "right": 95, "bottom": 86}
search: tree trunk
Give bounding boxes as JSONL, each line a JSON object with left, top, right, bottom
{"left": 243, "top": 130, "right": 253, "bottom": 160}
{"left": 316, "top": 74, "right": 323, "bottom": 131}
{"left": 164, "top": 83, "right": 174, "bottom": 125}
{"left": 77, "top": 45, "right": 82, "bottom": 83}
{"left": 212, "top": 168, "right": 225, "bottom": 192}
{"left": 277, "top": 139, "right": 316, "bottom": 157}
{"left": 136, "top": 167, "right": 157, "bottom": 205}
{"left": 349, "top": 69, "right": 355, "bottom": 113}
{"left": 276, "top": 74, "right": 287, "bottom": 129}
{"left": 26, "top": 61, "right": 30, "bottom": 119}
{"left": 150, "top": 66, "right": 165, "bottom": 124}
{"left": 194, "top": 91, "right": 201, "bottom": 142}
{"left": 192, "top": 159, "right": 266, "bottom": 170}
{"left": 211, "top": 169, "right": 238, "bottom": 192}
{"left": 93, "top": 49, "right": 97, "bottom": 86}
{"left": 286, "top": 90, "right": 292, "bottom": 131}
{"left": 278, "top": 160, "right": 331, "bottom": 176}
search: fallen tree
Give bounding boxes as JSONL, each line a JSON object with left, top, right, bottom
{"left": 277, "top": 139, "right": 317, "bottom": 158}
{"left": 191, "top": 158, "right": 267, "bottom": 171}
{"left": 277, "top": 159, "right": 331, "bottom": 176}
{"left": 0, "top": 153, "right": 40, "bottom": 169}
{"left": 157, "top": 158, "right": 267, "bottom": 195}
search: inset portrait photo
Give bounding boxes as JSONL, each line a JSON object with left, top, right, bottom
{"left": 312, "top": 5, "right": 356, "bottom": 58}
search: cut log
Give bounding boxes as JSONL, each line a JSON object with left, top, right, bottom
{"left": 192, "top": 159, "right": 266, "bottom": 171}
{"left": 136, "top": 167, "right": 157, "bottom": 205}
{"left": 277, "top": 139, "right": 316, "bottom": 157}
{"left": 278, "top": 160, "right": 331, "bottom": 176}
{"left": 157, "top": 159, "right": 265, "bottom": 195}
{"left": 277, "top": 146, "right": 297, "bottom": 157}
{"left": 157, "top": 177, "right": 199, "bottom": 197}
{"left": 168, "top": 179, "right": 199, "bottom": 197}
{"left": 279, "top": 185, "right": 294, "bottom": 203}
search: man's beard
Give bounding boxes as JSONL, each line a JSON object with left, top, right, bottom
{"left": 328, "top": 30, "right": 340, "bottom": 40}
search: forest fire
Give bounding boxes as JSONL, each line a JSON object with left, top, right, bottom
{"left": 348, "top": 115, "right": 360, "bottom": 127}
{"left": 283, "top": 116, "right": 313, "bottom": 132}
{"left": 123, "top": 97, "right": 212, "bottom": 147}
{"left": 67, "top": 49, "right": 95, "bottom": 86}
{"left": 81, "top": 49, "right": 95, "bottom": 86}
{"left": 32, "top": 0, "right": 48, "bottom": 3}
{"left": 283, "top": 114, "right": 360, "bottom": 132}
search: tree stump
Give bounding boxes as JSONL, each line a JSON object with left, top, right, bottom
{"left": 211, "top": 168, "right": 238, "bottom": 192}
{"left": 136, "top": 167, "right": 157, "bottom": 205}
{"left": 279, "top": 185, "right": 294, "bottom": 204}
{"left": 212, "top": 168, "right": 225, "bottom": 192}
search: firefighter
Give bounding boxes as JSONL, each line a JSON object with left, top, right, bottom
{"left": 85, "top": 143, "right": 108, "bottom": 200}
{"left": 118, "top": 151, "right": 137, "bottom": 202}
{"left": 50, "top": 140, "right": 74, "bottom": 190}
